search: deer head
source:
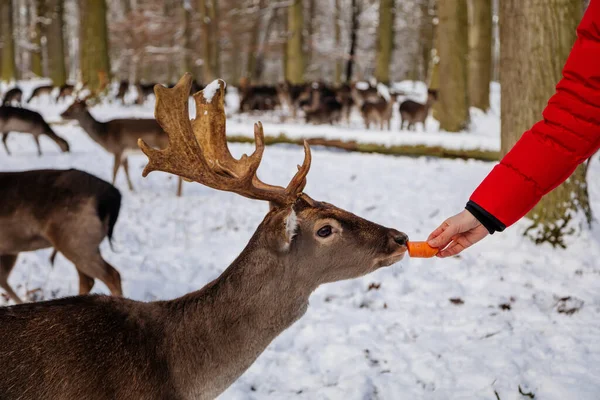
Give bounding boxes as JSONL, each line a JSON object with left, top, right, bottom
{"left": 60, "top": 99, "right": 89, "bottom": 120}
{"left": 138, "top": 73, "right": 408, "bottom": 286}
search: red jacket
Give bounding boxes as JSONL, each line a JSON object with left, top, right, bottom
{"left": 470, "top": 0, "right": 600, "bottom": 229}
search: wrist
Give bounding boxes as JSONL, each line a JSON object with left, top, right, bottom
{"left": 465, "top": 201, "right": 506, "bottom": 234}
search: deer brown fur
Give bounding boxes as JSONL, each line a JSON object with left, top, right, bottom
{"left": 0, "top": 169, "right": 122, "bottom": 304}
{"left": 399, "top": 89, "right": 438, "bottom": 131}
{"left": 0, "top": 106, "right": 70, "bottom": 156}
{"left": 2, "top": 87, "right": 22, "bottom": 106}
{"left": 0, "top": 74, "right": 409, "bottom": 400}
{"left": 60, "top": 100, "right": 184, "bottom": 196}
{"left": 27, "top": 85, "right": 55, "bottom": 103}
{"left": 361, "top": 94, "right": 398, "bottom": 130}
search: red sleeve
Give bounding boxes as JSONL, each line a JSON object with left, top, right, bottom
{"left": 470, "top": 1, "right": 600, "bottom": 228}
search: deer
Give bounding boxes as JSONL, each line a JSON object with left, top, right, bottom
{"left": 0, "top": 168, "right": 122, "bottom": 304}
{"left": 361, "top": 93, "right": 399, "bottom": 130}
{"left": 2, "top": 87, "right": 22, "bottom": 106}
{"left": 27, "top": 84, "right": 55, "bottom": 103}
{"left": 399, "top": 89, "right": 438, "bottom": 131}
{"left": 60, "top": 99, "right": 184, "bottom": 196}
{"left": 0, "top": 73, "right": 409, "bottom": 400}
{"left": 55, "top": 83, "right": 76, "bottom": 102}
{"left": 0, "top": 106, "right": 70, "bottom": 156}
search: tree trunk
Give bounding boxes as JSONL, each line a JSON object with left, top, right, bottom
{"left": 436, "top": 0, "right": 469, "bottom": 132}
{"left": 375, "top": 0, "right": 394, "bottom": 84}
{"left": 181, "top": 6, "right": 192, "bottom": 76}
{"left": 467, "top": 0, "right": 491, "bottom": 111}
{"left": 345, "top": 0, "right": 360, "bottom": 83}
{"left": 210, "top": 0, "right": 220, "bottom": 79}
{"left": 285, "top": 0, "right": 304, "bottom": 84}
{"left": 198, "top": 0, "right": 214, "bottom": 82}
{"left": 1, "top": 0, "right": 17, "bottom": 81}
{"left": 500, "top": 0, "right": 589, "bottom": 246}
{"left": 419, "top": 0, "right": 435, "bottom": 83}
{"left": 334, "top": 0, "right": 342, "bottom": 85}
{"left": 307, "top": 0, "right": 315, "bottom": 66}
{"left": 30, "top": 0, "right": 43, "bottom": 77}
{"left": 45, "top": 0, "right": 66, "bottom": 86}
{"left": 246, "top": 2, "right": 261, "bottom": 82}
{"left": 79, "top": 0, "right": 111, "bottom": 93}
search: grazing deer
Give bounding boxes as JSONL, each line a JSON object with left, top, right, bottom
{"left": 0, "top": 169, "right": 122, "bottom": 304}
{"left": 399, "top": 89, "right": 438, "bottom": 131}
{"left": 115, "top": 80, "right": 130, "bottom": 104}
{"left": 361, "top": 94, "right": 398, "bottom": 130}
{"left": 0, "top": 74, "right": 409, "bottom": 400}
{"left": 0, "top": 106, "right": 70, "bottom": 155}
{"left": 27, "top": 84, "right": 55, "bottom": 103}
{"left": 2, "top": 87, "right": 22, "bottom": 106}
{"left": 55, "top": 83, "right": 75, "bottom": 102}
{"left": 60, "top": 99, "right": 184, "bottom": 196}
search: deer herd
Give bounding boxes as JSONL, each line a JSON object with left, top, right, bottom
{"left": 0, "top": 74, "right": 417, "bottom": 399}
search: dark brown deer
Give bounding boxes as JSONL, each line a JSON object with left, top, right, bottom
{"left": 2, "top": 87, "right": 22, "bottom": 106}
{"left": 0, "top": 74, "right": 408, "bottom": 400}
{"left": 0, "top": 169, "right": 122, "bottom": 304}
{"left": 0, "top": 106, "right": 70, "bottom": 155}
{"left": 60, "top": 100, "right": 184, "bottom": 196}
{"left": 27, "top": 84, "right": 55, "bottom": 103}
{"left": 55, "top": 83, "right": 76, "bottom": 102}
{"left": 361, "top": 93, "right": 398, "bottom": 130}
{"left": 399, "top": 89, "right": 438, "bottom": 131}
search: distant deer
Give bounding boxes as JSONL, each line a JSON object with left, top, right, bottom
{"left": 2, "top": 87, "right": 22, "bottom": 106}
{"left": 27, "top": 84, "right": 55, "bottom": 103}
{"left": 55, "top": 83, "right": 76, "bottom": 102}
{"left": 304, "top": 84, "right": 343, "bottom": 125}
{"left": 0, "top": 169, "right": 122, "bottom": 304}
{"left": 399, "top": 89, "right": 438, "bottom": 131}
{"left": 60, "top": 99, "right": 184, "bottom": 196}
{"left": 361, "top": 93, "right": 399, "bottom": 130}
{"left": 0, "top": 74, "right": 409, "bottom": 400}
{"left": 115, "top": 80, "right": 129, "bottom": 104}
{"left": 0, "top": 106, "right": 70, "bottom": 155}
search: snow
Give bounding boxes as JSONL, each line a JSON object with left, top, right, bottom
{"left": 203, "top": 79, "right": 222, "bottom": 103}
{"left": 377, "top": 82, "right": 391, "bottom": 102}
{"left": 2, "top": 80, "right": 600, "bottom": 399}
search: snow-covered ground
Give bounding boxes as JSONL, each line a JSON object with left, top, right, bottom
{"left": 2, "top": 81, "right": 600, "bottom": 399}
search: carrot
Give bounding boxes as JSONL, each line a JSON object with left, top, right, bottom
{"left": 407, "top": 241, "right": 439, "bottom": 258}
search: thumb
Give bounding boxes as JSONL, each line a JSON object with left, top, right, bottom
{"left": 428, "top": 219, "right": 460, "bottom": 248}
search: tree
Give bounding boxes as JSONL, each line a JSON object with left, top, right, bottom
{"left": 375, "top": 0, "right": 394, "bottom": 84}
{"left": 45, "top": 0, "right": 67, "bottom": 86}
{"left": 30, "top": 0, "right": 44, "bottom": 77}
{"left": 467, "top": 0, "right": 492, "bottom": 110}
{"left": 334, "top": 0, "right": 342, "bottom": 85}
{"left": 418, "top": 0, "right": 435, "bottom": 83}
{"left": 345, "top": 0, "right": 360, "bottom": 83}
{"left": 1, "top": 0, "right": 17, "bottom": 81}
{"left": 79, "top": 0, "right": 111, "bottom": 92}
{"left": 285, "top": 0, "right": 304, "bottom": 84}
{"left": 436, "top": 0, "right": 469, "bottom": 132}
{"left": 500, "top": 0, "right": 588, "bottom": 246}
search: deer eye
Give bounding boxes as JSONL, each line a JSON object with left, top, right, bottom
{"left": 317, "top": 225, "right": 333, "bottom": 238}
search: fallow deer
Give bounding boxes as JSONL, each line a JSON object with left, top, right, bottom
{"left": 55, "top": 83, "right": 76, "bottom": 102}
{"left": 27, "top": 84, "right": 55, "bottom": 103}
{"left": 60, "top": 99, "right": 184, "bottom": 196}
{"left": 2, "top": 87, "right": 22, "bottom": 106}
{"left": 399, "top": 89, "right": 438, "bottom": 131}
{"left": 0, "top": 169, "right": 122, "bottom": 304}
{"left": 361, "top": 93, "right": 399, "bottom": 130}
{"left": 0, "top": 74, "right": 409, "bottom": 400}
{"left": 0, "top": 106, "right": 70, "bottom": 155}
{"left": 115, "top": 80, "right": 130, "bottom": 104}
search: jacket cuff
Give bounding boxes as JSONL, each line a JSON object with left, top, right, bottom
{"left": 465, "top": 201, "right": 506, "bottom": 235}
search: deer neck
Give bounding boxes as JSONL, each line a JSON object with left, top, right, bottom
{"left": 165, "top": 239, "right": 313, "bottom": 398}
{"left": 74, "top": 110, "right": 107, "bottom": 145}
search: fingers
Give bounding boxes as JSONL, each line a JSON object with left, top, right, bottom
{"left": 437, "top": 241, "right": 466, "bottom": 258}
{"left": 436, "top": 226, "right": 489, "bottom": 258}
{"left": 427, "top": 218, "right": 459, "bottom": 249}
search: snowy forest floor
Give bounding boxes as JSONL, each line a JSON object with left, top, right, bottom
{"left": 2, "top": 80, "right": 600, "bottom": 399}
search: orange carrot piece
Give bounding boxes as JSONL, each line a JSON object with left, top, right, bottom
{"left": 407, "top": 241, "right": 439, "bottom": 258}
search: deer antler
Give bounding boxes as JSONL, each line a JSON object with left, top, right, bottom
{"left": 138, "top": 73, "right": 311, "bottom": 206}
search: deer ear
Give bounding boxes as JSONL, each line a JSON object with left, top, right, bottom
{"left": 284, "top": 208, "right": 299, "bottom": 245}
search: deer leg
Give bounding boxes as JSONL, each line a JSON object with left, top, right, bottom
{"left": 33, "top": 135, "right": 42, "bottom": 156}
{"left": 122, "top": 156, "right": 135, "bottom": 191}
{"left": 112, "top": 153, "right": 121, "bottom": 185}
{"left": 1, "top": 132, "right": 11, "bottom": 155}
{"left": 0, "top": 254, "right": 22, "bottom": 304}
{"left": 77, "top": 270, "right": 95, "bottom": 295}
{"left": 177, "top": 177, "right": 183, "bottom": 197}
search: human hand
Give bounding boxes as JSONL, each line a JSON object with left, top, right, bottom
{"left": 427, "top": 210, "right": 489, "bottom": 258}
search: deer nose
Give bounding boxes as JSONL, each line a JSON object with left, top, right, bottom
{"left": 389, "top": 230, "right": 408, "bottom": 247}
